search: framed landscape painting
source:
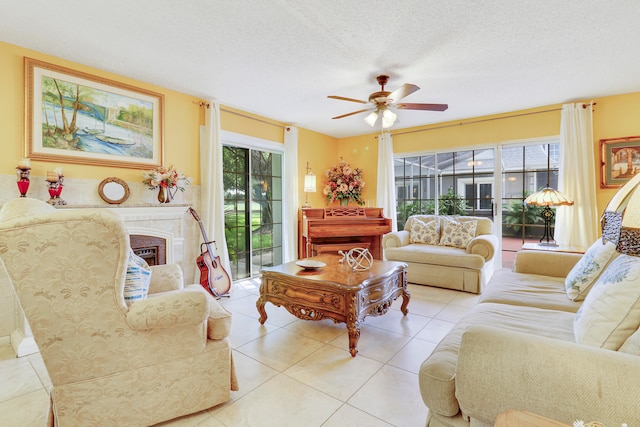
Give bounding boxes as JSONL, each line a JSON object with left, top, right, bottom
{"left": 600, "top": 136, "right": 640, "bottom": 188}
{"left": 25, "top": 57, "right": 164, "bottom": 169}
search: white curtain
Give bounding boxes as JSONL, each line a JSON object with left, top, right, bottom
{"left": 555, "top": 102, "right": 598, "bottom": 248}
{"left": 199, "top": 101, "right": 232, "bottom": 278}
{"left": 283, "top": 126, "right": 299, "bottom": 262}
{"left": 376, "top": 131, "right": 397, "bottom": 232}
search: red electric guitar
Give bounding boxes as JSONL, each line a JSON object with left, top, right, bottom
{"left": 189, "top": 207, "right": 231, "bottom": 298}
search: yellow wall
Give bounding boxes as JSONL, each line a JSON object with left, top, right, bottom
{"left": 220, "top": 106, "right": 285, "bottom": 144}
{"left": 337, "top": 96, "right": 640, "bottom": 217}
{"left": 3, "top": 40, "right": 640, "bottom": 218}
{"left": 592, "top": 92, "right": 640, "bottom": 214}
{"left": 337, "top": 132, "right": 380, "bottom": 206}
{"left": 0, "top": 41, "right": 203, "bottom": 184}
{"left": 334, "top": 106, "right": 561, "bottom": 208}
{"left": 0, "top": 41, "right": 337, "bottom": 201}
{"left": 297, "top": 128, "right": 339, "bottom": 207}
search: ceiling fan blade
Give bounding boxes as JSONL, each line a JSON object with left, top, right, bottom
{"left": 327, "top": 95, "right": 368, "bottom": 104}
{"left": 332, "top": 108, "right": 372, "bottom": 119}
{"left": 388, "top": 83, "right": 420, "bottom": 103}
{"left": 397, "top": 103, "right": 449, "bottom": 112}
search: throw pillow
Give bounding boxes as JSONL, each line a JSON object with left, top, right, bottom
{"left": 574, "top": 254, "right": 640, "bottom": 350}
{"left": 410, "top": 217, "right": 439, "bottom": 244}
{"left": 564, "top": 238, "right": 619, "bottom": 301}
{"left": 124, "top": 249, "right": 152, "bottom": 306}
{"left": 439, "top": 217, "right": 477, "bottom": 249}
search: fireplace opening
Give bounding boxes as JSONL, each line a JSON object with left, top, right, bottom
{"left": 130, "top": 235, "right": 166, "bottom": 266}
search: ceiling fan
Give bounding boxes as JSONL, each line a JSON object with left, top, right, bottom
{"left": 328, "top": 75, "right": 448, "bottom": 129}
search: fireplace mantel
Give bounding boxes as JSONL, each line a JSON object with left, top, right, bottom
{"left": 57, "top": 203, "right": 190, "bottom": 218}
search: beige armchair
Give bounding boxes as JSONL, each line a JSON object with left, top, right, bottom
{"left": 0, "top": 198, "right": 237, "bottom": 426}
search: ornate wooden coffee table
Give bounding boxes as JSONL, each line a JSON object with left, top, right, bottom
{"left": 257, "top": 254, "right": 409, "bottom": 357}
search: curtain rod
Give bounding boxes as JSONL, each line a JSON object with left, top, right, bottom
{"left": 389, "top": 102, "right": 596, "bottom": 137}
{"left": 193, "top": 100, "right": 283, "bottom": 129}
{"left": 221, "top": 108, "right": 284, "bottom": 128}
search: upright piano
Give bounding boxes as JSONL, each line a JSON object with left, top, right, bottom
{"left": 298, "top": 207, "right": 392, "bottom": 260}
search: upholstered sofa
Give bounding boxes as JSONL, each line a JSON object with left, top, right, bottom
{"left": 0, "top": 198, "right": 237, "bottom": 426}
{"left": 382, "top": 215, "right": 498, "bottom": 293}
{"left": 419, "top": 242, "right": 640, "bottom": 425}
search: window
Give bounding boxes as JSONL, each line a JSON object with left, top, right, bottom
{"left": 394, "top": 148, "right": 495, "bottom": 229}
{"left": 394, "top": 139, "right": 560, "bottom": 269}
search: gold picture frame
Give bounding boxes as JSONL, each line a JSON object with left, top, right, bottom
{"left": 25, "top": 57, "right": 164, "bottom": 169}
{"left": 600, "top": 136, "right": 640, "bottom": 188}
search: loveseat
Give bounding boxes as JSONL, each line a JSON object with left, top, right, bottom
{"left": 419, "top": 241, "right": 640, "bottom": 425}
{"left": 382, "top": 215, "right": 498, "bottom": 293}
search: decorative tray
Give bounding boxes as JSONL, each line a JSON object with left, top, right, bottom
{"left": 295, "top": 260, "right": 327, "bottom": 270}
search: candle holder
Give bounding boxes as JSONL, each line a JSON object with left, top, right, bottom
{"left": 46, "top": 176, "right": 66, "bottom": 206}
{"left": 16, "top": 166, "right": 31, "bottom": 197}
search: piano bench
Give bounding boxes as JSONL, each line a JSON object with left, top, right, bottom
{"left": 312, "top": 242, "right": 371, "bottom": 257}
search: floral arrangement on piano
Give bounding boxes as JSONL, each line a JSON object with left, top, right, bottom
{"left": 323, "top": 158, "right": 365, "bottom": 206}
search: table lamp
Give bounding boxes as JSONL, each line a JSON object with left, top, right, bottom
{"left": 524, "top": 187, "right": 574, "bottom": 246}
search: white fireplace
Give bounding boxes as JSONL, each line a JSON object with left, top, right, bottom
{"left": 106, "top": 205, "right": 190, "bottom": 268}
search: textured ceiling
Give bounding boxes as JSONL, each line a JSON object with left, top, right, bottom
{"left": 2, "top": 1, "right": 640, "bottom": 138}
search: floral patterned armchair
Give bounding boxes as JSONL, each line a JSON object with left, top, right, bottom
{"left": 0, "top": 198, "right": 237, "bottom": 426}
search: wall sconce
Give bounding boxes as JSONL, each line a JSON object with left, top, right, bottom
{"left": 303, "top": 161, "right": 316, "bottom": 208}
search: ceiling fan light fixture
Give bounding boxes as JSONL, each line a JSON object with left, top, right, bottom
{"left": 331, "top": 75, "right": 447, "bottom": 127}
{"left": 381, "top": 109, "right": 397, "bottom": 128}
{"left": 364, "top": 111, "right": 378, "bottom": 127}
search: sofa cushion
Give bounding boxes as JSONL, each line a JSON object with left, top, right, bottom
{"left": 384, "top": 244, "right": 486, "bottom": 270}
{"left": 124, "top": 250, "right": 152, "bottom": 306}
{"left": 419, "top": 302, "right": 575, "bottom": 417}
{"left": 410, "top": 217, "right": 439, "bottom": 244}
{"left": 479, "top": 269, "right": 582, "bottom": 313}
{"left": 439, "top": 217, "right": 477, "bottom": 249}
{"left": 574, "top": 254, "right": 640, "bottom": 350}
{"left": 565, "top": 238, "right": 618, "bottom": 301}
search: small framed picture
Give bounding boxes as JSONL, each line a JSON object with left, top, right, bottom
{"left": 600, "top": 136, "right": 640, "bottom": 188}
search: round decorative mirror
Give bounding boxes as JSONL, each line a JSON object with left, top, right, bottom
{"left": 98, "top": 177, "right": 130, "bottom": 204}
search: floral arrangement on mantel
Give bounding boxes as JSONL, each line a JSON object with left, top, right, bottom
{"left": 323, "top": 158, "right": 365, "bottom": 206}
{"left": 142, "top": 165, "right": 191, "bottom": 195}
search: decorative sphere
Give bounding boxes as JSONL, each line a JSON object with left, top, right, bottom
{"left": 345, "top": 247, "right": 373, "bottom": 271}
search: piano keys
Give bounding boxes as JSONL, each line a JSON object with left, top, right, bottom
{"left": 298, "top": 207, "right": 392, "bottom": 260}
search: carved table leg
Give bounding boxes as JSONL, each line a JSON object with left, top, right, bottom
{"left": 400, "top": 292, "right": 411, "bottom": 316}
{"left": 347, "top": 320, "right": 361, "bottom": 357}
{"left": 256, "top": 297, "right": 268, "bottom": 324}
{"left": 400, "top": 276, "right": 411, "bottom": 315}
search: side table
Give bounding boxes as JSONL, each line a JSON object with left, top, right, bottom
{"left": 495, "top": 410, "right": 570, "bottom": 426}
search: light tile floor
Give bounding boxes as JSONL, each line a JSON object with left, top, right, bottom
{"left": 0, "top": 278, "right": 478, "bottom": 427}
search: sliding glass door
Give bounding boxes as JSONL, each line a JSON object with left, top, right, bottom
{"left": 500, "top": 142, "right": 559, "bottom": 268}
{"left": 223, "top": 144, "right": 283, "bottom": 280}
